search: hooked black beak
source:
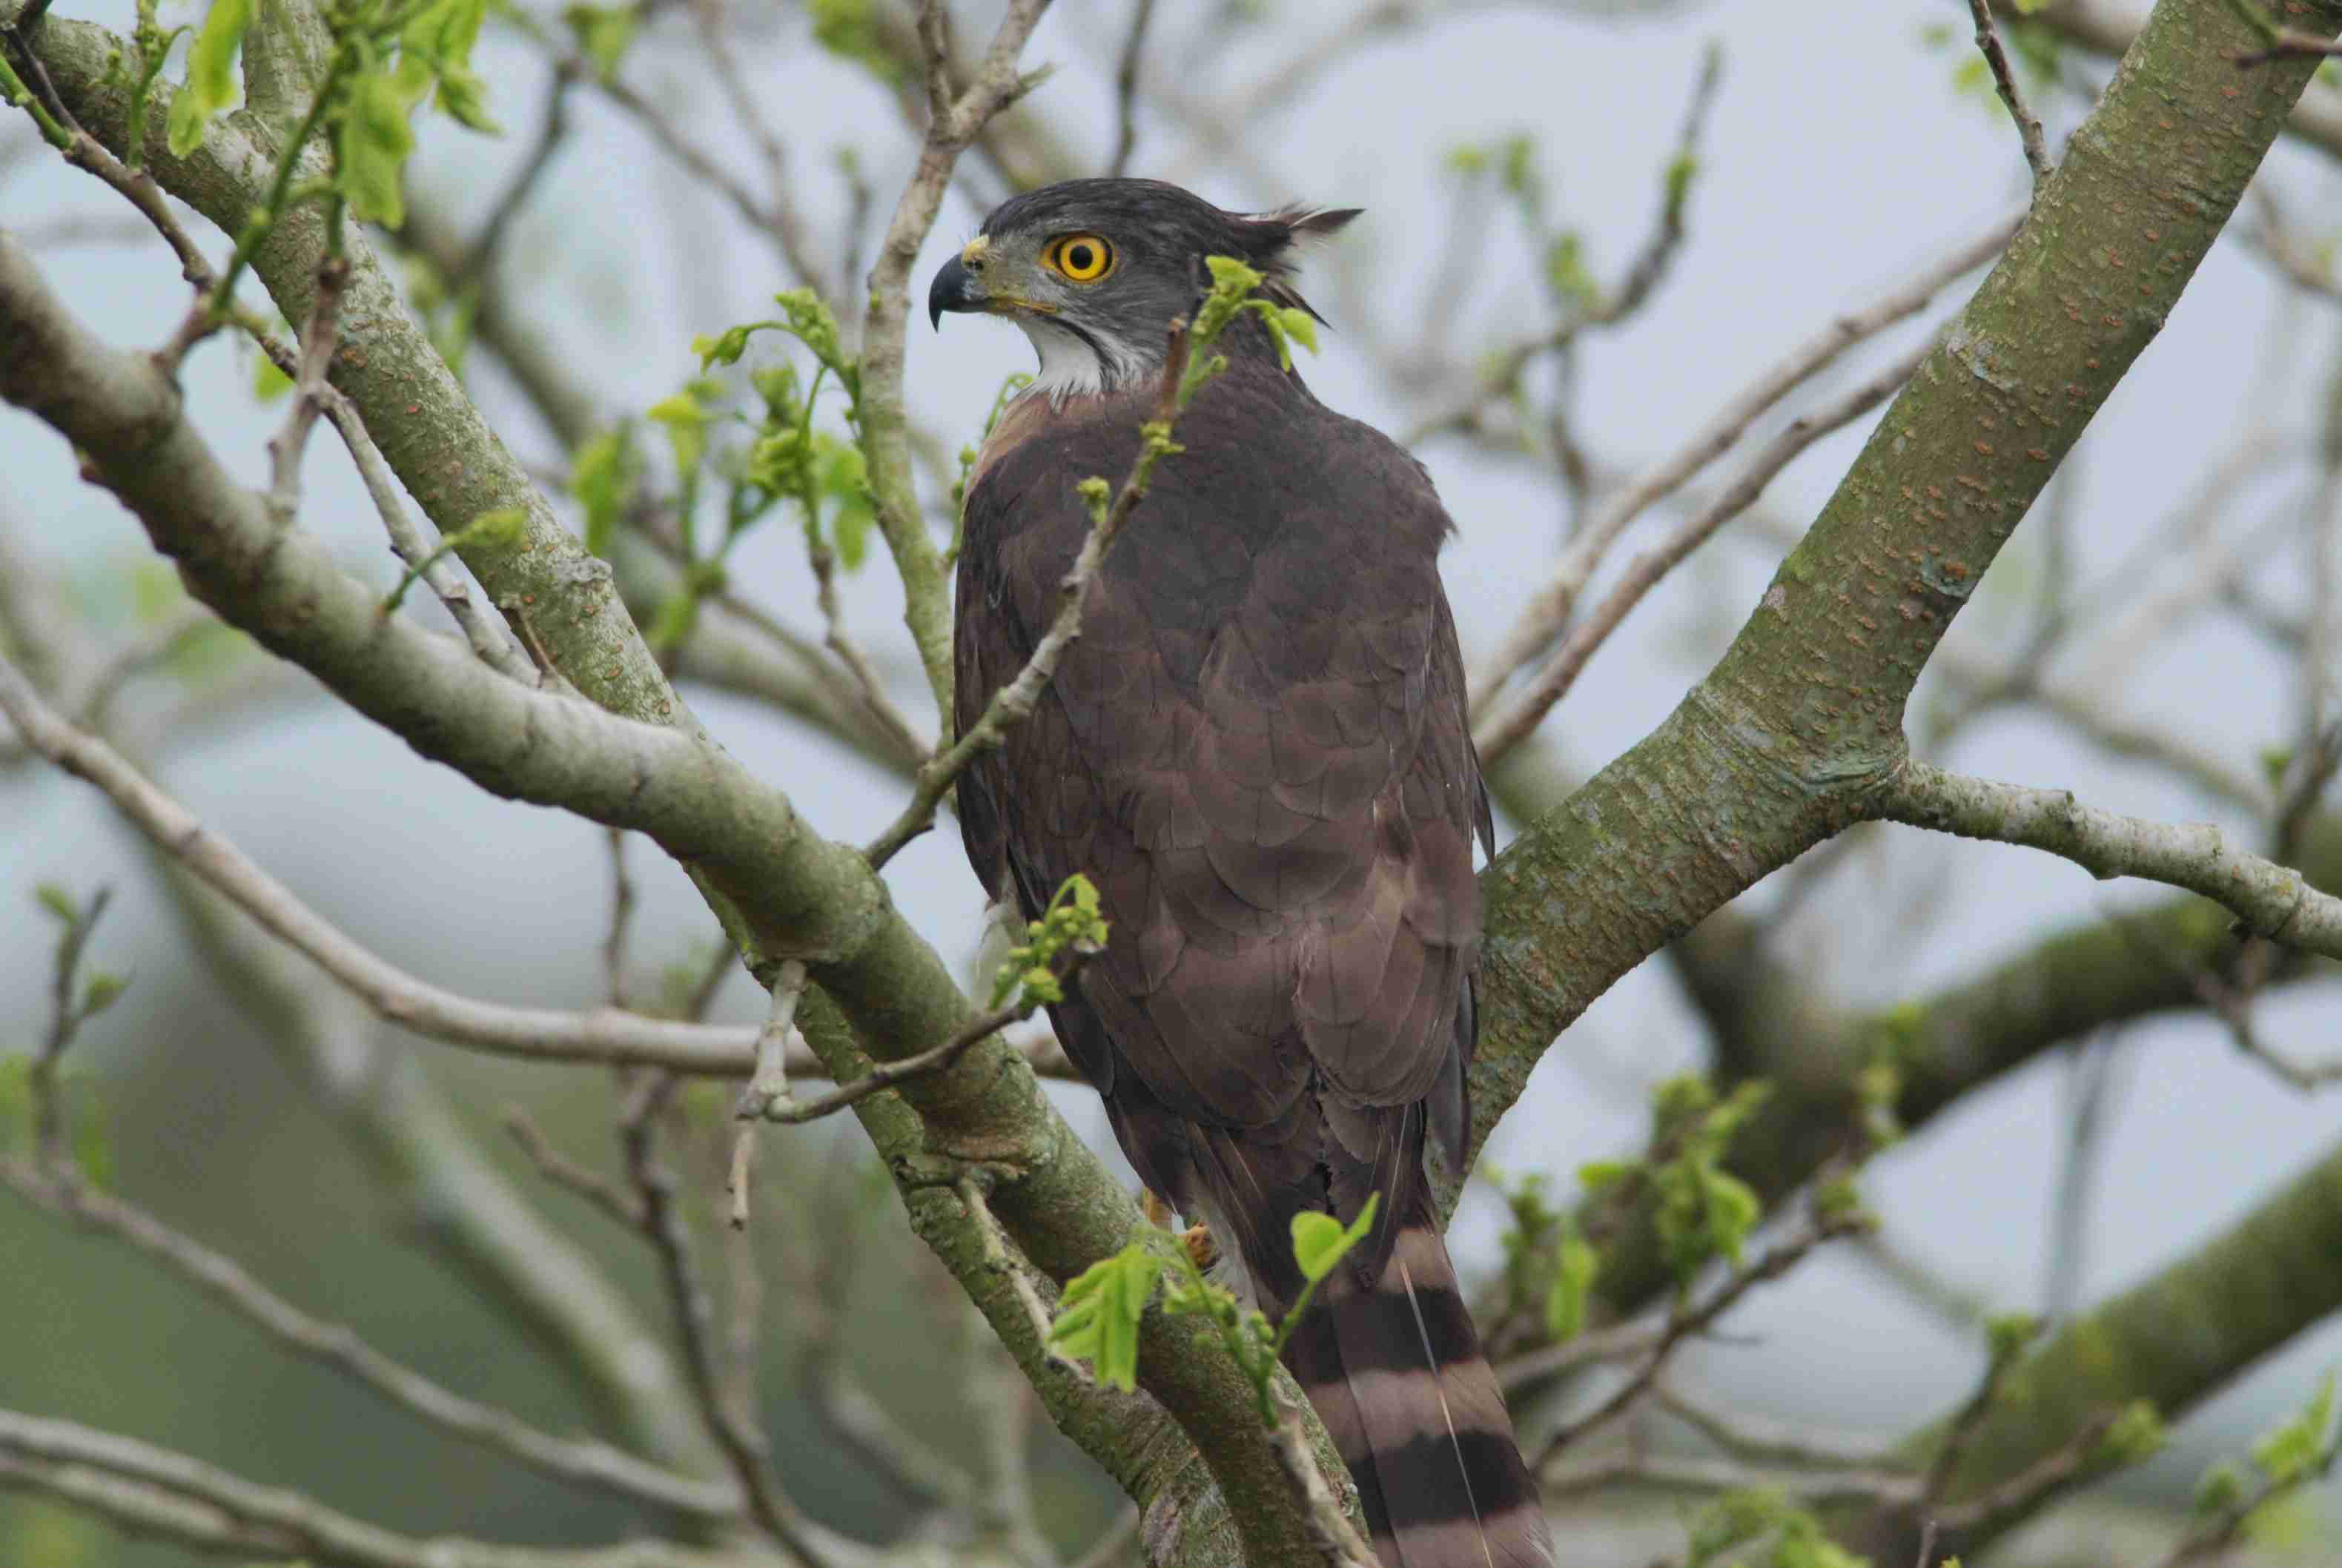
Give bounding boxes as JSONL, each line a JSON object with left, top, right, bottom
{"left": 928, "top": 255, "right": 983, "bottom": 329}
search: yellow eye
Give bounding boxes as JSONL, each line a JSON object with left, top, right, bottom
{"left": 1043, "top": 234, "right": 1115, "bottom": 283}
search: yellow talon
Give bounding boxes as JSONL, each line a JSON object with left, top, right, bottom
{"left": 1182, "top": 1222, "right": 1218, "bottom": 1273}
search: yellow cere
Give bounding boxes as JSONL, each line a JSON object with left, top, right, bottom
{"left": 1043, "top": 234, "right": 1115, "bottom": 283}
{"left": 960, "top": 235, "right": 992, "bottom": 267}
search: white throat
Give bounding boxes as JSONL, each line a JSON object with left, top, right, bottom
{"left": 1013, "top": 317, "right": 1137, "bottom": 404}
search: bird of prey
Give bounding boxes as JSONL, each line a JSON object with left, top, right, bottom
{"left": 933, "top": 177, "right": 1550, "bottom": 1568}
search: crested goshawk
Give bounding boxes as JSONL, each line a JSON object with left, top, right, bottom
{"left": 932, "top": 178, "right": 1550, "bottom": 1568}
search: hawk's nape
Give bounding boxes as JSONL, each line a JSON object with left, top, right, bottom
{"left": 939, "top": 177, "right": 1552, "bottom": 1567}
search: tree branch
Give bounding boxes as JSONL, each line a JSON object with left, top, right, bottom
{"left": 856, "top": 0, "right": 1056, "bottom": 718}
{"left": 1878, "top": 761, "right": 2342, "bottom": 962}
{"left": 0, "top": 1160, "right": 740, "bottom": 1520}
{"left": 1968, "top": 0, "right": 2054, "bottom": 186}
{"left": 0, "top": 1411, "right": 755, "bottom": 1568}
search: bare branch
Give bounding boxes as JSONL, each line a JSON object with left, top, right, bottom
{"left": 741, "top": 984, "right": 1056, "bottom": 1126}
{"left": 1544, "top": 1449, "right": 1915, "bottom": 1506}
{"left": 1535, "top": 1206, "right": 1869, "bottom": 1469}
{"left": 1475, "top": 334, "right": 1934, "bottom": 760}
{"left": 31, "top": 884, "right": 111, "bottom": 1170}
{"left": 857, "top": 0, "right": 1058, "bottom": 717}
{"left": 618, "top": 1079, "right": 831, "bottom": 1564}
{"left": 503, "top": 1109, "right": 652, "bottom": 1231}
{"left": 0, "top": 1160, "right": 737, "bottom": 1519}
{"left": 1879, "top": 761, "right": 2342, "bottom": 962}
{"left": 0, "top": 1410, "right": 748, "bottom": 1568}
{"left": 0, "top": 653, "right": 770, "bottom": 1074}
{"left": 1107, "top": 0, "right": 1156, "bottom": 177}
{"left": 1653, "top": 1377, "right": 1899, "bottom": 1472}
{"left": 1466, "top": 210, "right": 2021, "bottom": 718}
{"left": 1932, "top": 1405, "right": 2123, "bottom": 1535}
{"left": 727, "top": 958, "right": 807, "bottom": 1226}
{"left": 1967, "top": 0, "right": 2054, "bottom": 186}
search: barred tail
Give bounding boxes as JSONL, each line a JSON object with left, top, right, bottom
{"left": 1281, "top": 1196, "right": 1552, "bottom": 1567}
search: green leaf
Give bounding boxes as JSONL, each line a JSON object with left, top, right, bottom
{"left": 2098, "top": 1400, "right": 2168, "bottom": 1466}
{"left": 252, "top": 353, "right": 294, "bottom": 403}
{"left": 646, "top": 391, "right": 709, "bottom": 477}
{"left": 1050, "top": 1243, "right": 1159, "bottom": 1391}
{"left": 339, "top": 70, "right": 417, "bottom": 228}
{"left": 1203, "top": 254, "right": 1263, "bottom": 295}
{"left": 165, "top": 0, "right": 252, "bottom": 157}
{"left": 813, "top": 435, "right": 872, "bottom": 570}
{"left": 1292, "top": 1192, "right": 1379, "bottom": 1285}
{"left": 1543, "top": 1228, "right": 1599, "bottom": 1343}
{"left": 457, "top": 506, "right": 528, "bottom": 553}
{"left": 2251, "top": 1369, "right": 2337, "bottom": 1483}
{"left": 695, "top": 325, "right": 755, "bottom": 370}
{"left": 564, "top": 4, "right": 640, "bottom": 84}
{"left": 647, "top": 590, "right": 699, "bottom": 653}
{"left": 1987, "top": 1312, "right": 2042, "bottom": 1363}
{"left": 72, "top": 1093, "right": 114, "bottom": 1191}
{"left": 79, "top": 972, "right": 130, "bottom": 1019}
{"left": 434, "top": 65, "right": 497, "bottom": 133}
{"left": 1701, "top": 1167, "right": 1761, "bottom": 1264}
{"left": 572, "top": 429, "right": 636, "bottom": 559}
{"left": 35, "top": 884, "right": 79, "bottom": 924}
{"left": 2194, "top": 1459, "right": 2246, "bottom": 1517}
{"left": 1576, "top": 1158, "right": 1634, "bottom": 1194}
{"left": 1275, "top": 308, "right": 1319, "bottom": 357}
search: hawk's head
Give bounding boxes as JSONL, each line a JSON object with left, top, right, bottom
{"left": 929, "top": 177, "right": 1359, "bottom": 400}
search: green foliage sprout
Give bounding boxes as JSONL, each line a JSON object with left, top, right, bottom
{"left": 985, "top": 874, "right": 1109, "bottom": 1010}
{"left": 1046, "top": 1193, "right": 1380, "bottom": 1423}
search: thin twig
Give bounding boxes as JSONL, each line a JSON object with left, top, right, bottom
{"left": 0, "top": 654, "right": 769, "bottom": 1074}
{"left": 0, "top": 1409, "right": 748, "bottom": 1568}
{"left": 1475, "top": 333, "right": 1933, "bottom": 760}
{"left": 1933, "top": 1405, "right": 2123, "bottom": 1535}
{"left": 0, "top": 1159, "right": 735, "bottom": 1518}
{"left": 727, "top": 958, "right": 806, "bottom": 1227}
{"left": 1543, "top": 1449, "right": 1916, "bottom": 1506}
{"left": 1465, "top": 210, "right": 2022, "bottom": 718}
{"left": 687, "top": 0, "right": 831, "bottom": 299}
{"left": 864, "top": 316, "right": 1194, "bottom": 868}
{"left": 602, "top": 827, "right": 638, "bottom": 1010}
{"left": 741, "top": 977, "right": 1068, "bottom": 1128}
{"left": 458, "top": 62, "right": 575, "bottom": 284}
{"left": 618, "top": 1078, "right": 830, "bottom": 1564}
{"left": 502, "top": 1109, "right": 649, "bottom": 1230}
{"left": 1402, "top": 45, "right": 1725, "bottom": 451}
{"left": 856, "top": 0, "right": 1059, "bottom": 718}
{"left": 1967, "top": 0, "right": 2054, "bottom": 187}
{"left": 1107, "top": 0, "right": 1156, "bottom": 177}
{"left": 32, "top": 884, "right": 110, "bottom": 1170}
{"left": 1535, "top": 1209, "right": 1867, "bottom": 1469}
{"left": 1654, "top": 1376, "right": 1899, "bottom": 1471}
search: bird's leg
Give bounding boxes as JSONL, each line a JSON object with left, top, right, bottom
{"left": 1139, "top": 1188, "right": 1220, "bottom": 1272}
